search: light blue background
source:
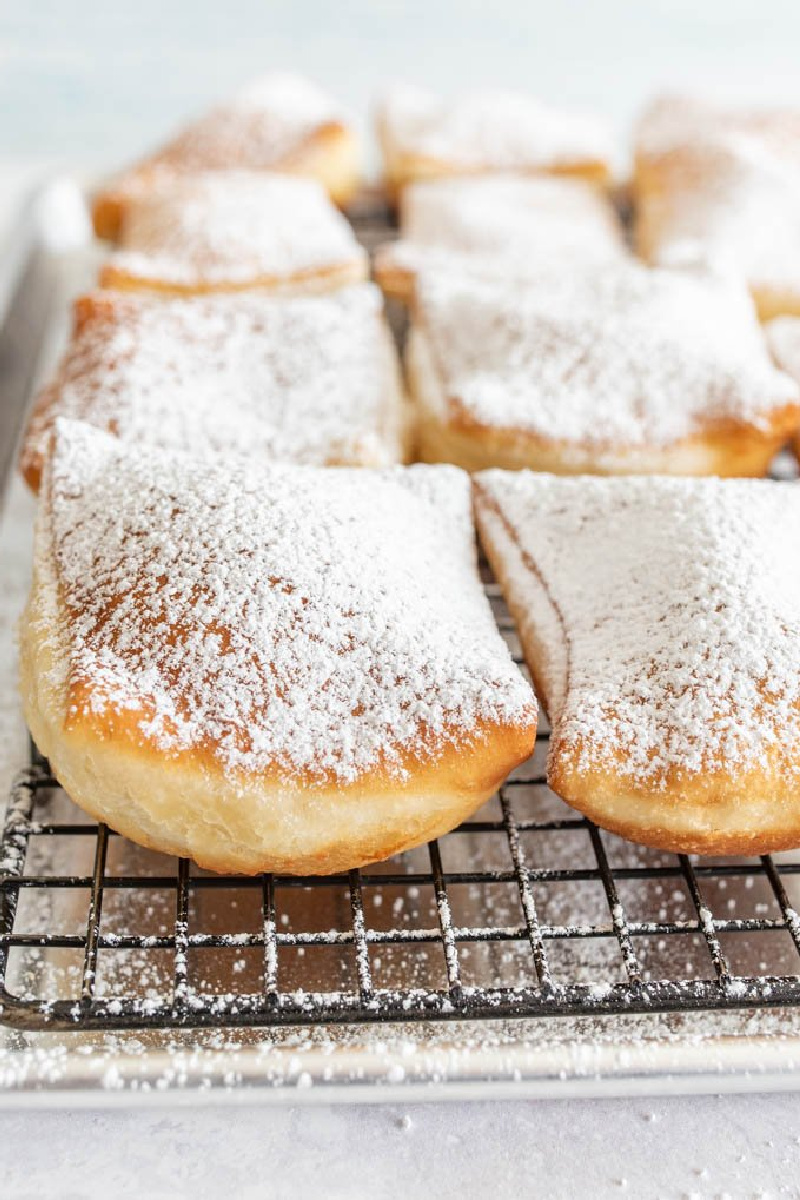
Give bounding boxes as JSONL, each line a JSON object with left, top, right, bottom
{"left": 3, "top": 0, "right": 800, "bottom": 170}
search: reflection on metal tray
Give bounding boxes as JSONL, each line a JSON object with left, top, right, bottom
{"left": 3, "top": 179, "right": 800, "bottom": 1099}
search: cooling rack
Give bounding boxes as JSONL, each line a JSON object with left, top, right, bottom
{"left": 3, "top": 182, "right": 800, "bottom": 1047}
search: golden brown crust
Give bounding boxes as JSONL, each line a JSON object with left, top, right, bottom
{"left": 378, "top": 132, "right": 610, "bottom": 204}
{"left": 418, "top": 404, "right": 798, "bottom": 477}
{"left": 408, "top": 327, "right": 800, "bottom": 477}
{"left": 373, "top": 246, "right": 415, "bottom": 304}
{"left": 548, "top": 753, "right": 800, "bottom": 856}
{"left": 21, "top": 644, "right": 532, "bottom": 874}
{"left": 98, "top": 258, "right": 367, "bottom": 298}
{"left": 19, "top": 293, "right": 126, "bottom": 493}
{"left": 92, "top": 124, "right": 360, "bottom": 243}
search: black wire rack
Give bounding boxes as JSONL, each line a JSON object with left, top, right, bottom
{"left": 3, "top": 579, "right": 800, "bottom": 1032}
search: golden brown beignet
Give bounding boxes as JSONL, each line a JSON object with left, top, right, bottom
{"left": 20, "top": 284, "right": 407, "bottom": 492}
{"left": 93, "top": 73, "right": 360, "bottom": 240}
{"left": 407, "top": 259, "right": 800, "bottom": 475}
{"left": 20, "top": 421, "right": 536, "bottom": 874}
{"left": 374, "top": 174, "right": 626, "bottom": 305}
{"left": 474, "top": 469, "right": 800, "bottom": 855}
{"left": 99, "top": 171, "right": 367, "bottom": 296}
{"left": 634, "top": 93, "right": 800, "bottom": 321}
{"left": 377, "top": 84, "right": 613, "bottom": 199}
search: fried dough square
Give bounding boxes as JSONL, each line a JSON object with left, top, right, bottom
{"left": 20, "top": 284, "right": 406, "bottom": 492}
{"left": 99, "top": 171, "right": 367, "bottom": 296}
{"left": 474, "top": 469, "right": 800, "bottom": 855}
{"left": 21, "top": 421, "right": 536, "bottom": 873}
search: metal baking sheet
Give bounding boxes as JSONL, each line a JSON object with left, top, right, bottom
{"left": 3, "top": 177, "right": 800, "bottom": 1104}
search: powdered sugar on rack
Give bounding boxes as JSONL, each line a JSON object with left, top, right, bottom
{"left": 474, "top": 471, "right": 800, "bottom": 782}
{"left": 416, "top": 260, "right": 799, "bottom": 446}
{"left": 43, "top": 421, "right": 534, "bottom": 784}
{"left": 22, "top": 285, "right": 402, "bottom": 475}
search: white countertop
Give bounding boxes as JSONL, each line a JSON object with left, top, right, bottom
{"left": 5, "top": 3, "right": 800, "bottom": 1194}
{"left": 2, "top": 1091, "right": 800, "bottom": 1200}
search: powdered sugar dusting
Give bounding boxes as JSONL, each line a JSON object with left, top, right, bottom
{"left": 380, "top": 84, "right": 612, "bottom": 170}
{"left": 378, "top": 174, "right": 624, "bottom": 282}
{"left": 108, "top": 172, "right": 365, "bottom": 286}
{"left": 475, "top": 471, "right": 800, "bottom": 782}
{"left": 636, "top": 94, "right": 800, "bottom": 296}
{"left": 144, "top": 72, "right": 348, "bottom": 173}
{"left": 45, "top": 421, "right": 534, "bottom": 785}
{"left": 23, "top": 285, "right": 401, "bottom": 475}
{"left": 416, "top": 259, "right": 798, "bottom": 445}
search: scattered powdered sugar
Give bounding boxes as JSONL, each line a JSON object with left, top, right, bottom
{"left": 380, "top": 84, "right": 612, "bottom": 170}
{"left": 144, "top": 72, "right": 348, "bottom": 173}
{"left": 415, "top": 259, "right": 798, "bottom": 445}
{"left": 23, "top": 285, "right": 401, "bottom": 474}
{"left": 45, "top": 421, "right": 534, "bottom": 785}
{"left": 475, "top": 471, "right": 800, "bottom": 782}
{"left": 635, "top": 94, "right": 800, "bottom": 296}
{"left": 378, "top": 174, "right": 624, "bottom": 280}
{"left": 108, "top": 171, "right": 365, "bottom": 285}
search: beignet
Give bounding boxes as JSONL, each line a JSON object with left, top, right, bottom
{"left": 475, "top": 469, "right": 800, "bottom": 854}
{"left": 20, "top": 421, "right": 536, "bottom": 874}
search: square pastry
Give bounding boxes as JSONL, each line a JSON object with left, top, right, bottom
{"left": 474, "top": 470, "right": 800, "bottom": 855}
{"left": 21, "top": 420, "right": 536, "bottom": 873}
{"left": 93, "top": 73, "right": 360, "bottom": 240}
{"left": 634, "top": 93, "right": 800, "bottom": 320}
{"left": 407, "top": 259, "right": 799, "bottom": 475}
{"left": 377, "top": 84, "right": 613, "bottom": 198}
{"left": 99, "top": 171, "right": 367, "bottom": 296}
{"left": 20, "top": 284, "right": 406, "bottom": 491}
{"left": 374, "top": 174, "right": 626, "bottom": 304}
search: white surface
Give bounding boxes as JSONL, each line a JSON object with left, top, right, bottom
{"left": 1, "top": 1093, "right": 800, "bottom": 1199}
{"left": 5, "top": 3, "right": 800, "bottom": 1193}
{"left": 5, "top": 0, "right": 800, "bottom": 172}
